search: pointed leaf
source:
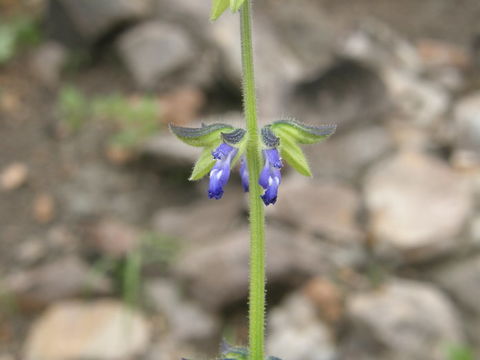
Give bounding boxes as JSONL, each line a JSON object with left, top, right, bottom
{"left": 271, "top": 119, "right": 336, "bottom": 144}
{"left": 210, "top": 0, "right": 229, "bottom": 20}
{"left": 169, "top": 123, "right": 233, "bottom": 147}
{"left": 189, "top": 146, "right": 217, "bottom": 181}
{"left": 230, "top": 0, "right": 246, "bottom": 12}
{"left": 279, "top": 134, "right": 312, "bottom": 177}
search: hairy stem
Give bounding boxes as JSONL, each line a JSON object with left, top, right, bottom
{"left": 240, "top": 1, "right": 265, "bottom": 359}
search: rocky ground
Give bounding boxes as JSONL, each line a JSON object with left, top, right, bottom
{"left": 1, "top": 0, "right": 480, "bottom": 359}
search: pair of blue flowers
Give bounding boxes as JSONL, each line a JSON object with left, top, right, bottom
{"left": 171, "top": 120, "right": 336, "bottom": 206}
{"left": 208, "top": 143, "right": 282, "bottom": 205}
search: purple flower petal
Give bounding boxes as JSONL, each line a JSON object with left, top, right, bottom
{"left": 212, "top": 143, "right": 235, "bottom": 160}
{"left": 264, "top": 148, "right": 283, "bottom": 169}
{"left": 240, "top": 157, "right": 249, "bottom": 192}
{"left": 259, "top": 149, "right": 282, "bottom": 206}
{"left": 260, "top": 167, "right": 281, "bottom": 205}
{"left": 208, "top": 143, "right": 238, "bottom": 199}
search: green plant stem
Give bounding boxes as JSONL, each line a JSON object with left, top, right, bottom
{"left": 240, "top": 1, "right": 265, "bottom": 359}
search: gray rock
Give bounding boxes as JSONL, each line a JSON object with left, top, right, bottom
{"left": 270, "top": 177, "right": 364, "bottom": 244}
{"left": 432, "top": 256, "right": 480, "bottom": 316}
{"left": 210, "top": 4, "right": 331, "bottom": 118}
{"left": 47, "top": 0, "right": 150, "bottom": 45}
{"left": 23, "top": 300, "right": 150, "bottom": 360}
{"left": 453, "top": 92, "right": 480, "bottom": 165}
{"left": 60, "top": 164, "right": 155, "bottom": 222}
{"left": 257, "top": 0, "right": 336, "bottom": 78}
{"left": 267, "top": 293, "right": 337, "bottom": 360}
{"left": 0, "top": 162, "right": 29, "bottom": 191}
{"left": 153, "top": 0, "right": 211, "bottom": 29}
{"left": 208, "top": 15, "right": 241, "bottom": 84}
{"left": 142, "top": 133, "right": 203, "bottom": 166}
{"left": 5, "top": 256, "right": 111, "bottom": 306}
{"left": 174, "top": 227, "right": 327, "bottom": 309}
{"left": 343, "top": 279, "right": 464, "bottom": 360}
{"left": 152, "top": 193, "right": 243, "bottom": 247}
{"left": 117, "top": 21, "right": 195, "bottom": 89}
{"left": 305, "top": 125, "right": 394, "bottom": 181}
{"left": 339, "top": 20, "right": 422, "bottom": 75}
{"left": 145, "top": 279, "right": 219, "bottom": 343}
{"left": 15, "top": 237, "right": 48, "bottom": 265}
{"left": 383, "top": 68, "right": 449, "bottom": 127}
{"left": 29, "top": 41, "right": 67, "bottom": 86}
{"left": 253, "top": 16, "right": 304, "bottom": 118}
{"left": 288, "top": 59, "right": 390, "bottom": 132}
{"left": 144, "top": 341, "right": 192, "bottom": 360}
{"left": 340, "top": 21, "right": 449, "bottom": 127}
{"left": 364, "top": 151, "right": 473, "bottom": 262}
{"left": 90, "top": 218, "right": 140, "bottom": 258}
{"left": 470, "top": 215, "right": 480, "bottom": 247}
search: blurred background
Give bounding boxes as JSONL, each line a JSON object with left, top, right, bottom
{"left": 1, "top": 0, "right": 480, "bottom": 359}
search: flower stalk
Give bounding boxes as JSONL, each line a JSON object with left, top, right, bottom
{"left": 239, "top": 1, "right": 266, "bottom": 359}
{"left": 171, "top": 2, "right": 337, "bottom": 358}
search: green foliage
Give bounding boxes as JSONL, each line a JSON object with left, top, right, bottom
{"left": 169, "top": 123, "right": 234, "bottom": 147}
{"left": 277, "top": 135, "right": 312, "bottom": 177}
{"left": 268, "top": 120, "right": 336, "bottom": 177}
{"left": 123, "top": 248, "right": 142, "bottom": 308}
{"left": 229, "top": 0, "right": 246, "bottom": 12}
{"left": 0, "top": 16, "right": 42, "bottom": 65}
{"left": 93, "top": 94, "right": 160, "bottom": 149}
{"left": 58, "top": 86, "right": 91, "bottom": 131}
{"left": 57, "top": 86, "right": 161, "bottom": 148}
{"left": 121, "top": 232, "right": 180, "bottom": 307}
{"left": 0, "top": 279, "right": 18, "bottom": 316}
{"left": 210, "top": 0, "right": 230, "bottom": 20}
{"left": 170, "top": 123, "right": 247, "bottom": 181}
{"left": 271, "top": 120, "right": 336, "bottom": 145}
{"left": 89, "top": 231, "right": 179, "bottom": 311}
{"left": 447, "top": 345, "right": 475, "bottom": 360}
{"left": 210, "top": 0, "right": 246, "bottom": 20}
{"left": 189, "top": 146, "right": 218, "bottom": 181}
{"left": 141, "top": 232, "right": 180, "bottom": 266}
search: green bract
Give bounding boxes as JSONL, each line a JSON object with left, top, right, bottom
{"left": 210, "top": 0, "right": 229, "bottom": 20}
{"left": 267, "top": 119, "right": 336, "bottom": 177}
{"left": 169, "top": 123, "right": 233, "bottom": 147}
{"left": 189, "top": 146, "right": 218, "bottom": 181}
{"left": 270, "top": 119, "right": 336, "bottom": 144}
{"left": 169, "top": 123, "right": 246, "bottom": 181}
{"left": 230, "top": 0, "right": 247, "bottom": 12}
{"left": 210, "top": 0, "right": 246, "bottom": 20}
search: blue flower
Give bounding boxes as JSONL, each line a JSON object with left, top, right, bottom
{"left": 239, "top": 157, "right": 249, "bottom": 192}
{"left": 259, "top": 148, "right": 282, "bottom": 206}
{"left": 208, "top": 143, "right": 238, "bottom": 199}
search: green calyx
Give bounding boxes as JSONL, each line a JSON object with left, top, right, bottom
{"left": 270, "top": 119, "right": 337, "bottom": 144}
{"left": 169, "top": 123, "right": 246, "bottom": 181}
{"left": 265, "top": 119, "right": 336, "bottom": 177}
{"left": 169, "top": 123, "right": 234, "bottom": 147}
{"left": 210, "top": 0, "right": 246, "bottom": 20}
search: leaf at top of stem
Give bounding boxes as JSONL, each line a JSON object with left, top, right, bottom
{"left": 210, "top": 0, "right": 230, "bottom": 21}
{"left": 169, "top": 123, "right": 233, "bottom": 147}
{"left": 230, "top": 0, "right": 246, "bottom": 12}
{"left": 271, "top": 119, "right": 336, "bottom": 144}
